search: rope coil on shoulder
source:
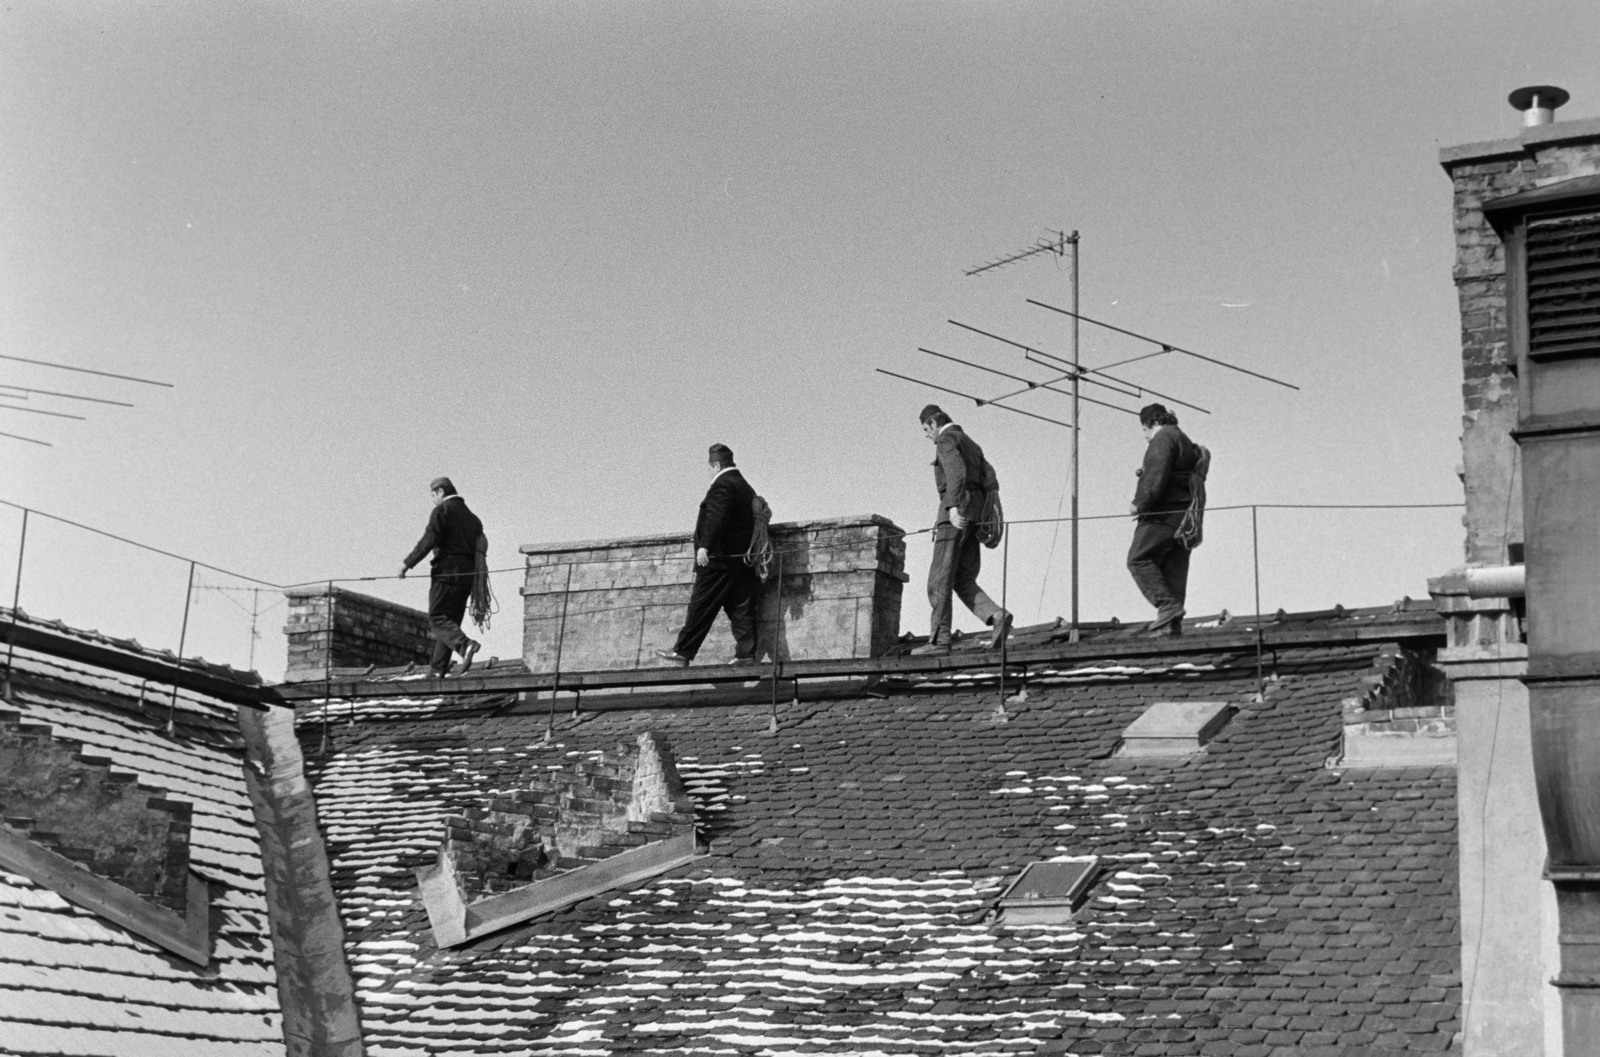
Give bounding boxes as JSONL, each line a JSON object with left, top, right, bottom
{"left": 470, "top": 532, "right": 498, "bottom": 630}
{"left": 977, "top": 458, "right": 1005, "bottom": 549}
{"left": 745, "top": 496, "right": 775, "bottom": 582}
{"left": 1175, "top": 445, "right": 1211, "bottom": 551}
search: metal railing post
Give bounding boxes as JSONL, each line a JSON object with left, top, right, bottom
{"left": 166, "top": 561, "right": 197, "bottom": 735}
{"left": 769, "top": 551, "right": 784, "bottom": 735}
{"left": 1252, "top": 506, "right": 1265, "bottom": 700}
{"left": 317, "top": 580, "right": 333, "bottom": 753}
{"left": 995, "top": 525, "right": 1010, "bottom": 720}
{"left": 3, "top": 508, "right": 28, "bottom": 702}
{"left": 545, "top": 563, "right": 572, "bottom": 744}
{"left": 1069, "top": 231, "right": 1081, "bottom": 641}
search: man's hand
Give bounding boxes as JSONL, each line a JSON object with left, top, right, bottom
{"left": 1128, "top": 504, "right": 1139, "bottom": 516}
{"left": 696, "top": 547, "right": 710, "bottom": 567}
{"left": 398, "top": 564, "right": 408, "bottom": 580}
{"left": 950, "top": 510, "right": 968, "bottom": 530}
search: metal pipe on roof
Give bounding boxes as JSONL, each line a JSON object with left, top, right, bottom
{"left": 1465, "top": 564, "right": 1526, "bottom": 599}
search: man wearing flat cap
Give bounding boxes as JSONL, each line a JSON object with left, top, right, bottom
{"left": 657, "top": 444, "right": 761, "bottom": 667}
{"left": 399, "top": 476, "right": 484, "bottom": 676}
{"left": 911, "top": 405, "right": 1011, "bottom": 657}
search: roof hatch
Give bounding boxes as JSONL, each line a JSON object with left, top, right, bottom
{"left": 1118, "top": 700, "right": 1234, "bottom": 757}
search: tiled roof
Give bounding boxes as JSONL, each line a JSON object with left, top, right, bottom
{"left": 0, "top": 642, "right": 285, "bottom": 1056}
{"left": 298, "top": 639, "right": 1459, "bottom": 1056}
{"left": 1, "top": 605, "right": 265, "bottom": 687}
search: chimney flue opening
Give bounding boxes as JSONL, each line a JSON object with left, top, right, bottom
{"left": 1509, "top": 85, "right": 1571, "bottom": 127}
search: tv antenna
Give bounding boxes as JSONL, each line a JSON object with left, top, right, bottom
{"left": 877, "top": 227, "right": 1297, "bottom": 634}
{"left": 192, "top": 582, "right": 281, "bottom": 672}
{"left": 0, "top": 352, "right": 171, "bottom": 446}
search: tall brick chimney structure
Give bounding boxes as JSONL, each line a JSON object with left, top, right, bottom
{"left": 520, "top": 515, "right": 907, "bottom": 673}
{"left": 1438, "top": 90, "right": 1600, "bottom": 1057}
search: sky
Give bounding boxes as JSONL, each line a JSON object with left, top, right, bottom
{"left": 3, "top": 1, "right": 1598, "bottom": 681}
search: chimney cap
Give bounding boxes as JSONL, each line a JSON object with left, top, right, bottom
{"left": 1509, "top": 84, "right": 1570, "bottom": 115}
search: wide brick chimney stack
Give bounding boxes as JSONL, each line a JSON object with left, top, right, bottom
{"left": 520, "top": 515, "right": 907, "bottom": 673}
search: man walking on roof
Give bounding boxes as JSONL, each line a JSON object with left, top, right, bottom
{"left": 399, "top": 476, "right": 484, "bottom": 677}
{"left": 657, "top": 444, "right": 762, "bottom": 668}
{"left": 911, "top": 405, "right": 1011, "bottom": 657}
{"left": 1128, "top": 403, "right": 1207, "bottom": 637}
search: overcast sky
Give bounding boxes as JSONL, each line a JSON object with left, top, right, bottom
{"left": 4, "top": 1, "right": 1597, "bottom": 678}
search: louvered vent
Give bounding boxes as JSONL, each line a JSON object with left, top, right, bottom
{"left": 1527, "top": 210, "right": 1600, "bottom": 360}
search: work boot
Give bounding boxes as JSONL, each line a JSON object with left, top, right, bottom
{"left": 728, "top": 656, "right": 760, "bottom": 667}
{"left": 655, "top": 649, "right": 691, "bottom": 668}
{"left": 909, "top": 641, "right": 951, "bottom": 657}
{"left": 1146, "top": 605, "right": 1185, "bottom": 636}
{"left": 987, "top": 611, "right": 1014, "bottom": 651}
{"left": 453, "top": 640, "right": 480, "bottom": 676}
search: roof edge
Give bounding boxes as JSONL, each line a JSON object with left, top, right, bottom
{"left": 3, "top": 611, "right": 277, "bottom": 708}
{"left": 275, "top": 610, "right": 1445, "bottom": 703}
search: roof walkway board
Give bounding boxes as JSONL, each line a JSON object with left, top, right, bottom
{"left": 277, "top": 600, "right": 1446, "bottom": 702}
{"left": 297, "top": 625, "right": 1460, "bottom": 1056}
{"left": 0, "top": 636, "right": 286, "bottom": 1055}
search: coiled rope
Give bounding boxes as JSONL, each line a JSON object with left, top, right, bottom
{"left": 744, "top": 497, "right": 775, "bottom": 582}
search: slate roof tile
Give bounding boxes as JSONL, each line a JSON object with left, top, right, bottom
{"left": 0, "top": 645, "right": 284, "bottom": 1056}
{"left": 291, "top": 640, "right": 1459, "bottom": 1055}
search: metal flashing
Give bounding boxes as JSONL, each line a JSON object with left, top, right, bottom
{"left": 0, "top": 825, "right": 211, "bottom": 965}
{"left": 418, "top": 831, "right": 703, "bottom": 947}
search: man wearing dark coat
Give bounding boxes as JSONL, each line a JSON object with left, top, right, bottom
{"left": 399, "top": 476, "right": 483, "bottom": 676}
{"left": 1128, "top": 403, "right": 1201, "bottom": 636}
{"left": 656, "top": 444, "right": 761, "bottom": 667}
{"left": 910, "top": 405, "right": 1012, "bottom": 657}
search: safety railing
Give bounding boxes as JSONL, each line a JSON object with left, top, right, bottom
{"left": 0, "top": 496, "right": 1466, "bottom": 687}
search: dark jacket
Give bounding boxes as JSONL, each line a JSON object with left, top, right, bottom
{"left": 404, "top": 496, "right": 484, "bottom": 579}
{"left": 1132, "top": 426, "right": 1201, "bottom": 525}
{"left": 694, "top": 467, "right": 757, "bottom": 571}
{"left": 931, "top": 424, "right": 988, "bottom": 525}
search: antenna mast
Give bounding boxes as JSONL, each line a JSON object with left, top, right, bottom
{"left": 966, "top": 229, "right": 1083, "bottom": 638}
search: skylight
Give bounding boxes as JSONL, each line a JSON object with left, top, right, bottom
{"left": 995, "top": 857, "right": 1101, "bottom": 924}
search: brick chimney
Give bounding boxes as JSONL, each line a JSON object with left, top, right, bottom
{"left": 520, "top": 515, "right": 907, "bottom": 673}
{"left": 282, "top": 586, "right": 433, "bottom": 682}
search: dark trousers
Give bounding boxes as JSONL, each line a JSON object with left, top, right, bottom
{"left": 928, "top": 521, "right": 1000, "bottom": 645}
{"left": 428, "top": 573, "right": 474, "bottom": 672}
{"left": 674, "top": 565, "right": 759, "bottom": 661}
{"left": 1127, "top": 520, "right": 1191, "bottom": 612}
